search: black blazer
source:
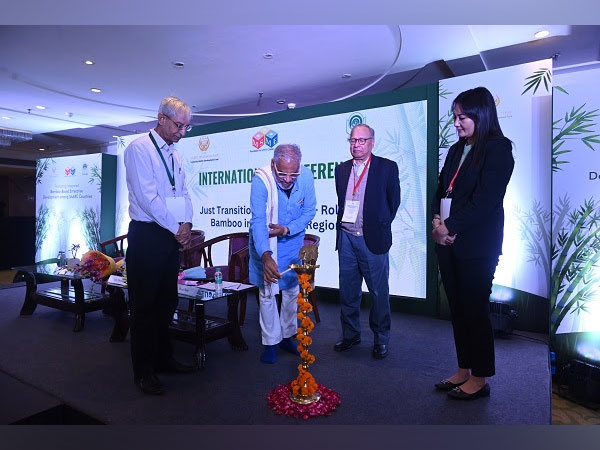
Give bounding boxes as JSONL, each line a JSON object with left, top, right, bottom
{"left": 432, "top": 136, "right": 514, "bottom": 259}
{"left": 335, "top": 155, "right": 401, "bottom": 254}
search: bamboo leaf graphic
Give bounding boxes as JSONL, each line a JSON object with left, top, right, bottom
{"left": 521, "top": 67, "right": 552, "bottom": 95}
{"left": 554, "top": 85, "right": 569, "bottom": 95}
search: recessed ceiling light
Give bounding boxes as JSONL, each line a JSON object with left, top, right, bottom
{"left": 276, "top": 99, "right": 286, "bottom": 104}
{"left": 534, "top": 30, "right": 550, "bottom": 39}
{"left": 84, "top": 60, "right": 95, "bottom": 65}
{"left": 172, "top": 61, "right": 185, "bottom": 68}
{"left": 342, "top": 74, "right": 352, "bottom": 78}
{"left": 90, "top": 88, "right": 102, "bottom": 93}
{"left": 39, "top": 148, "right": 45, "bottom": 151}
{"left": 263, "top": 52, "right": 274, "bottom": 59}
{"left": 35, "top": 105, "right": 46, "bottom": 110}
{"left": 1, "top": 116, "right": 11, "bottom": 120}
{"left": 287, "top": 103, "right": 296, "bottom": 109}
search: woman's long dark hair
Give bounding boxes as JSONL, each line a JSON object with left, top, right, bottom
{"left": 452, "top": 86, "right": 504, "bottom": 168}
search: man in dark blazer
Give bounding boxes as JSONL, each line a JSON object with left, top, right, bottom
{"left": 334, "top": 124, "right": 400, "bottom": 359}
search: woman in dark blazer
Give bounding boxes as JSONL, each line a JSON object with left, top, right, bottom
{"left": 431, "top": 87, "right": 514, "bottom": 400}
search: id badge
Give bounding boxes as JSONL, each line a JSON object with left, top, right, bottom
{"left": 440, "top": 198, "right": 452, "bottom": 221}
{"left": 166, "top": 196, "right": 186, "bottom": 222}
{"left": 341, "top": 200, "right": 360, "bottom": 223}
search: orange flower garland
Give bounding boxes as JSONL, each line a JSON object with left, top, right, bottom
{"left": 266, "top": 263, "right": 341, "bottom": 419}
{"left": 292, "top": 272, "right": 318, "bottom": 398}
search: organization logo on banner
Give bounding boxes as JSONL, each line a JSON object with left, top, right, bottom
{"left": 495, "top": 95, "right": 501, "bottom": 106}
{"left": 198, "top": 136, "right": 210, "bottom": 151}
{"left": 346, "top": 113, "right": 366, "bottom": 134}
{"left": 64, "top": 167, "right": 76, "bottom": 176}
{"left": 251, "top": 127, "right": 278, "bottom": 151}
{"left": 82, "top": 163, "right": 89, "bottom": 175}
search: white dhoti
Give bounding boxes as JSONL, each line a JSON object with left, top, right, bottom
{"left": 258, "top": 284, "right": 299, "bottom": 345}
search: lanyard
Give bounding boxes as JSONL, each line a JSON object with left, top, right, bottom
{"left": 353, "top": 154, "right": 372, "bottom": 196}
{"left": 445, "top": 145, "right": 470, "bottom": 197}
{"left": 445, "top": 166, "right": 461, "bottom": 197}
{"left": 149, "top": 132, "right": 175, "bottom": 193}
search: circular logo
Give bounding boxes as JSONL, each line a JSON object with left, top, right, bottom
{"left": 348, "top": 114, "right": 364, "bottom": 128}
{"left": 198, "top": 136, "right": 210, "bottom": 151}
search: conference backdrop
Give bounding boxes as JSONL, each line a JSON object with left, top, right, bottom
{"left": 115, "top": 101, "right": 428, "bottom": 298}
{"left": 438, "top": 59, "right": 553, "bottom": 332}
{"left": 552, "top": 67, "right": 600, "bottom": 345}
{"left": 35, "top": 153, "right": 116, "bottom": 261}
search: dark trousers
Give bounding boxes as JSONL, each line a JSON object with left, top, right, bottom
{"left": 338, "top": 230, "right": 391, "bottom": 345}
{"left": 126, "top": 220, "right": 180, "bottom": 380}
{"left": 437, "top": 246, "right": 498, "bottom": 377}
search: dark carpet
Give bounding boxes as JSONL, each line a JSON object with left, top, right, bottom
{"left": 0, "top": 281, "right": 550, "bottom": 424}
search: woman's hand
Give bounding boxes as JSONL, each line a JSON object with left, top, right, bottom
{"left": 432, "top": 220, "right": 457, "bottom": 246}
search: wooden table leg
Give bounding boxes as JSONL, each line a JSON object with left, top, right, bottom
{"left": 72, "top": 279, "right": 85, "bottom": 332}
{"left": 19, "top": 271, "right": 38, "bottom": 316}
{"left": 227, "top": 293, "right": 248, "bottom": 351}
{"left": 195, "top": 301, "right": 206, "bottom": 369}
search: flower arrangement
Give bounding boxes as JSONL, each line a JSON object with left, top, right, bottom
{"left": 75, "top": 250, "right": 117, "bottom": 282}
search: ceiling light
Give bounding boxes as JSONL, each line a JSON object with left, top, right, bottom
{"left": 276, "top": 99, "right": 286, "bottom": 104}
{"left": 172, "top": 61, "right": 185, "bottom": 68}
{"left": 534, "top": 30, "right": 550, "bottom": 39}
{"left": 35, "top": 105, "right": 46, "bottom": 110}
{"left": 287, "top": 103, "right": 296, "bottom": 109}
{"left": 1, "top": 116, "right": 11, "bottom": 120}
{"left": 39, "top": 148, "right": 45, "bottom": 151}
{"left": 90, "top": 88, "right": 102, "bottom": 93}
{"left": 84, "top": 60, "right": 95, "bottom": 65}
{"left": 263, "top": 52, "right": 274, "bottom": 59}
{"left": 342, "top": 74, "right": 352, "bottom": 78}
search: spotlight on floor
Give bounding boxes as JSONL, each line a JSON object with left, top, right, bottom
{"left": 489, "top": 300, "right": 517, "bottom": 336}
{"left": 567, "top": 359, "right": 600, "bottom": 404}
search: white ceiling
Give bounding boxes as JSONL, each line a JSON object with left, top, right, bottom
{"left": 0, "top": 25, "right": 598, "bottom": 160}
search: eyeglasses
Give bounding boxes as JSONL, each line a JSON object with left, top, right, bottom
{"left": 163, "top": 114, "right": 192, "bottom": 132}
{"left": 348, "top": 137, "right": 373, "bottom": 145}
{"left": 272, "top": 161, "right": 300, "bottom": 179}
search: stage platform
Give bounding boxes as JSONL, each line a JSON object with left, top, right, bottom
{"left": 0, "top": 281, "right": 550, "bottom": 424}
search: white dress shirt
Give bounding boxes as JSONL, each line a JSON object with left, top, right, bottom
{"left": 124, "top": 129, "right": 193, "bottom": 234}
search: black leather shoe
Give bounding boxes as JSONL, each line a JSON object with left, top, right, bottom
{"left": 435, "top": 379, "right": 467, "bottom": 391}
{"left": 372, "top": 344, "right": 388, "bottom": 359}
{"left": 137, "top": 374, "right": 164, "bottom": 395}
{"left": 447, "top": 383, "right": 490, "bottom": 400}
{"left": 157, "top": 359, "right": 198, "bottom": 374}
{"left": 334, "top": 337, "right": 361, "bottom": 352}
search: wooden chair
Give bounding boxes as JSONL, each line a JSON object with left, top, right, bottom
{"left": 180, "top": 230, "right": 206, "bottom": 269}
{"left": 99, "top": 234, "right": 127, "bottom": 259}
{"left": 183, "top": 232, "right": 250, "bottom": 315}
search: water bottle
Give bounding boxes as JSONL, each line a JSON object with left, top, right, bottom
{"left": 57, "top": 251, "right": 67, "bottom": 267}
{"left": 214, "top": 267, "right": 223, "bottom": 295}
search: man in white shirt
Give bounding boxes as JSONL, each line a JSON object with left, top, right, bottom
{"left": 124, "top": 96, "right": 195, "bottom": 395}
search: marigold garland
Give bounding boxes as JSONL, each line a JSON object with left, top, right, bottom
{"left": 293, "top": 271, "right": 319, "bottom": 397}
{"left": 267, "top": 265, "right": 340, "bottom": 419}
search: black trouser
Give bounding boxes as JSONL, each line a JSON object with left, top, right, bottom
{"left": 437, "top": 247, "right": 498, "bottom": 378}
{"left": 126, "top": 220, "right": 180, "bottom": 380}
